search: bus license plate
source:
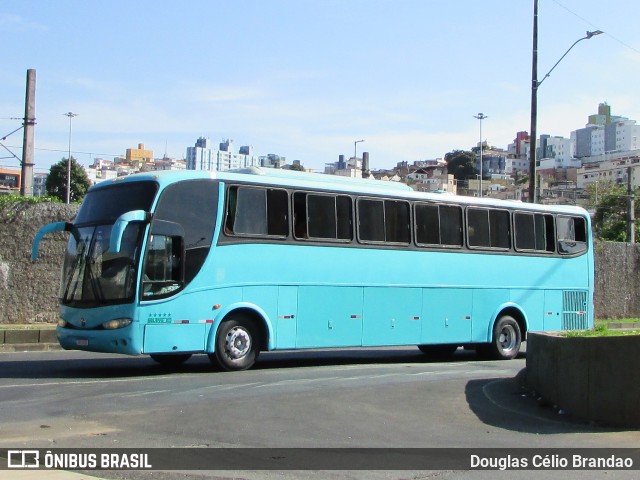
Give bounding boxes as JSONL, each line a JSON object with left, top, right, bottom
{"left": 76, "top": 339, "right": 89, "bottom": 346}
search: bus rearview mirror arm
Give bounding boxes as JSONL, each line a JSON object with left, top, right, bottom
{"left": 109, "top": 210, "right": 152, "bottom": 253}
{"left": 31, "top": 222, "right": 73, "bottom": 261}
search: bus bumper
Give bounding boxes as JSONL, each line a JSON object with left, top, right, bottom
{"left": 56, "top": 324, "right": 142, "bottom": 355}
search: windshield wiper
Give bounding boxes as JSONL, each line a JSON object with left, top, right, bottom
{"left": 63, "top": 240, "right": 87, "bottom": 301}
{"left": 85, "top": 258, "right": 105, "bottom": 301}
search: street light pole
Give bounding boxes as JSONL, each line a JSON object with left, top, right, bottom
{"left": 63, "top": 112, "right": 78, "bottom": 204}
{"left": 354, "top": 139, "right": 364, "bottom": 165}
{"left": 528, "top": 0, "right": 603, "bottom": 203}
{"left": 474, "top": 113, "right": 487, "bottom": 197}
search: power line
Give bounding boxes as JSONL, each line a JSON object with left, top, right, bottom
{"left": 550, "top": 0, "right": 640, "bottom": 55}
{"left": 4, "top": 144, "right": 122, "bottom": 158}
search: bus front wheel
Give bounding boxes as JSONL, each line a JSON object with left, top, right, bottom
{"left": 480, "top": 315, "right": 522, "bottom": 360}
{"left": 210, "top": 316, "right": 259, "bottom": 371}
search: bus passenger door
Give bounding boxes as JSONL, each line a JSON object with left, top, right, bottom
{"left": 422, "top": 288, "right": 472, "bottom": 344}
{"left": 296, "top": 286, "right": 363, "bottom": 348}
{"left": 362, "top": 287, "right": 422, "bottom": 346}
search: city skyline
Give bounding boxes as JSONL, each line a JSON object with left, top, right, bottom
{"left": 2, "top": 0, "right": 639, "bottom": 173}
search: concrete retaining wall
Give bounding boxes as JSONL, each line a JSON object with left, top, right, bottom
{"left": 526, "top": 332, "right": 640, "bottom": 427}
{"left": 0, "top": 201, "right": 639, "bottom": 324}
{"left": 0, "top": 202, "right": 78, "bottom": 324}
{"left": 594, "top": 241, "right": 640, "bottom": 319}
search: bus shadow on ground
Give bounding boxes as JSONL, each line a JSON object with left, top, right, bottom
{"left": 464, "top": 371, "right": 627, "bottom": 435}
{"left": 1, "top": 347, "right": 492, "bottom": 380}
{"left": 254, "top": 346, "right": 481, "bottom": 370}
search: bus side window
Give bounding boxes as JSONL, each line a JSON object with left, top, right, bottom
{"left": 467, "top": 208, "right": 490, "bottom": 247}
{"left": 557, "top": 215, "right": 588, "bottom": 255}
{"left": 415, "top": 203, "right": 440, "bottom": 245}
{"left": 489, "top": 209, "right": 510, "bottom": 249}
{"left": 143, "top": 234, "right": 183, "bottom": 297}
{"left": 468, "top": 208, "right": 509, "bottom": 249}
{"left": 515, "top": 212, "right": 555, "bottom": 253}
{"left": 336, "top": 195, "right": 353, "bottom": 240}
{"left": 293, "top": 192, "right": 308, "bottom": 239}
{"left": 358, "top": 199, "right": 385, "bottom": 242}
{"left": 233, "top": 187, "right": 268, "bottom": 235}
{"left": 515, "top": 213, "right": 535, "bottom": 250}
{"left": 539, "top": 213, "right": 556, "bottom": 252}
{"left": 226, "top": 186, "right": 288, "bottom": 237}
{"left": 385, "top": 200, "right": 410, "bottom": 244}
{"left": 296, "top": 193, "right": 353, "bottom": 242}
{"left": 358, "top": 198, "right": 409, "bottom": 245}
{"left": 440, "top": 205, "right": 463, "bottom": 247}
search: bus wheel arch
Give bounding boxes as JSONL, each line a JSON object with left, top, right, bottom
{"left": 479, "top": 307, "right": 526, "bottom": 360}
{"left": 209, "top": 308, "right": 268, "bottom": 371}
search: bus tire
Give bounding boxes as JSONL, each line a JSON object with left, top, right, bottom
{"left": 482, "top": 315, "right": 522, "bottom": 360}
{"left": 418, "top": 344, "right": 458, "bottom": 358}
{"left": 150, "top": 353, "right": 192, "bottom": 366}
{"left": 211, "top": 316, "right": 259, "bottom": 371}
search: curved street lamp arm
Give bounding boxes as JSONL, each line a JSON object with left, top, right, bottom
{"left": 537, "top": 30, "right": 603, "bottom": 88}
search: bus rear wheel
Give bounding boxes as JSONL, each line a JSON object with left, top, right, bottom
{"left": 150, "top": 353, "right": 192, "bottom": 366}
{"left": 479, "top": 315, "right": 522, "bottom": 360}
{"left": 210, "top": 316, "right": 260, "bottom": 371}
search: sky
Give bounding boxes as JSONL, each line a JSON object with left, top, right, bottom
{"left": 2, "top": 0, "right": 640, "bottom": 174}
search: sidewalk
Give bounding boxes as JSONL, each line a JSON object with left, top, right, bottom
{"left": 0, "top": 326, "right": 60, "bottom": 352}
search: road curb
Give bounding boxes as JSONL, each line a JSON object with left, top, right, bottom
{"left": 0, "top": 327, "right": 60, "bottom": 352}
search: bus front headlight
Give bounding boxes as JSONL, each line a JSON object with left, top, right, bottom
{"left": 57, "top": 318, "right": 68, "bottom": 328}
{"left": 102, "top": 318, "right": 132, "bottom": 330}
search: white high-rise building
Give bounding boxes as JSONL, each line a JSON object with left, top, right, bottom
{"left": 186, "top": 137, "right": 260, "bottom": 172}
{"left": 612, "top": 120, "right": 640, "bottom": 152}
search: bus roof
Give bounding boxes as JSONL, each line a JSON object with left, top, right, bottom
{"left": 89, "top": 167, "right": 588, "bottom": 216}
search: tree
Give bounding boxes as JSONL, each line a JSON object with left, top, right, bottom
{"left": 45, "top": 157, "right": 92, "bottom": 203}
{"left": 591, "top": 182, "right": 639, "bottom": 241}
{"left": 444, "top": 150, "right": 477, "bottom": 182}
{"left": 288, "top": 162, "right": 305, "bottom": 172}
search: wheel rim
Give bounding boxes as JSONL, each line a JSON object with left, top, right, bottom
{"left": 225, "top": 326, "right": 252, "bottom": 359}
{"left": 498, "top": 324, "right": 517, "bottom": 354}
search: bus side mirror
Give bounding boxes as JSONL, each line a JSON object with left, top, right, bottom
{"left": 109, "top": 210, "right": 152, "bottom": 253}
{"left": 31, "top": 221, "right": 73, "bottom": 261}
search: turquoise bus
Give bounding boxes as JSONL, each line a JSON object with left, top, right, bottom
{"left": 32, "top": 167, "right": 594, "bottom": 371}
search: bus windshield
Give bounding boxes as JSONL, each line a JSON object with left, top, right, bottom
{"left": 61, "top": 223, "right": 145, "bottom": 306}
{"left": 60, "top": 181, "right": 157, "bottom": 307}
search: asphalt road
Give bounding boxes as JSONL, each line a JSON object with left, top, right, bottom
{"left": 1, "top": 347, "right": 639, "bottom": 480}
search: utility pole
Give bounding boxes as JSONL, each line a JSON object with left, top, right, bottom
{"left": 474, "top": 113, "right": 487, "bottom": 197}
{"left": 21, "top": 69, "right": 36, "bottom": 197}
{"left": 528, "top": 0, "right": 602, "bottom": 203}
{"left": 628, "top": 167, "right": 636, "bottom": 243}
{"left": 528, "top": 0, "right": 538, "bottom": 203}
{"left": 64, "top": 112, "right": 78, "bottom": 204}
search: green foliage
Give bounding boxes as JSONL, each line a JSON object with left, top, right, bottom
{"left": 444, "top": 150, "right": 478, "bottom": 181}
{"left": 0, "top": 194, "right": 62, "bottom": 223}
{"left": 45, "top": 157, "right": 92, "bottom": 203}
{"left": 565, "top": 319, "right": 640, "bottom": 337}
{"left": 564, "top": 325, "right": 640, "bottom": 337}
{"left": 591, "top": 182, "right": 640, "bottom": 241}
{"left": 0, "top": 194, "right": 61, "bottom": 209}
